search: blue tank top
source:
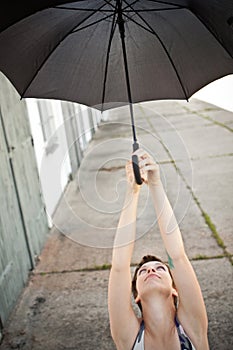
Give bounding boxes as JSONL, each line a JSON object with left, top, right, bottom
{"left": 132, "top": 317, "right": 196, "bottom": 350}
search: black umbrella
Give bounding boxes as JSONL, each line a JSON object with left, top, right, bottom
{"left": 0, "top": 0, "right": 233, "bottom": 183}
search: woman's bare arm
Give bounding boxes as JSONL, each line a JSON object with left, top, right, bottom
{"left": 136, "top": 149, "right": 209, "bottom": 347}
{"left": 108, "top": 162, "right": 141, "bottom": 349}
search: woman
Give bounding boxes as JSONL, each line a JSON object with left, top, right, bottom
{"left": 108, "top": 149, "right": 209, "bottom": 350}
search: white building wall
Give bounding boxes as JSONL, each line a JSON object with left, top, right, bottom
{"left": 26, "top": 99, "right": 72, "bottom": 225}
{"left": 26, "top": 99, "right": 103, "bottom": 226}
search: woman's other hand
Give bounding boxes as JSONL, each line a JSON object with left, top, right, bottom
{"left": 134, "top": 149, "right": 161, "bottom": 186}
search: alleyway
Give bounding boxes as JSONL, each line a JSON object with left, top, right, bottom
{"left": 1, "top": 99, "right": 233, "bottom": 350}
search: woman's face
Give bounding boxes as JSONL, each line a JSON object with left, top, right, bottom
{"left": 135, "top": 261, "right": 175, "bottom": 302}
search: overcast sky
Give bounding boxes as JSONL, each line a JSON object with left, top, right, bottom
{"left": 191, "top": 74, "right": 233, "bottom": 113}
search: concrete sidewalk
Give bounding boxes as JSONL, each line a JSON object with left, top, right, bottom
{"left": 1, "top": 99, "right": 233, "bottom": 350}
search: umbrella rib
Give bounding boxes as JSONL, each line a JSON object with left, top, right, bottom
{"left": 55, "top": 1, "right": 185, "bottom": 13}
{"left": 123, "top": 0, "right": 189, "bottom": 100}
{"left": 101, "top": 2, "right": 118, "bottom": 111}
{"left": 123, "top": 12, "right": 154, "bottom": 34}
{"left": 71, "top": 13, "right": 115, "bottom": 33}
{"left": 21, "top": 2, "right": 109, "bottom": 98}
{"left": 67, "top": 1, "right": 120, "bottom": 34}
{"left": 55, "top": 6, "right": 113, "bottom": 13}
{"left": 103, "top": 0, "right": 184, "bottom": 13}
{"left": 55, "top": 6, "right": 185, "bottom": 13}
{"left": 125, "top": 7, "right": 185, "bottom": 12}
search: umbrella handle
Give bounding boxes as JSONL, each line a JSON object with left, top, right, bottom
{"left": 132, "top": 155, "right": 143, "bottom": 185}
{"left": 132, "top": 142, "right": 143, "bottom": 185}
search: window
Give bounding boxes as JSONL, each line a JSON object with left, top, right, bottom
{"left": 37, "top": 100, "right": 55, "bottom": 142}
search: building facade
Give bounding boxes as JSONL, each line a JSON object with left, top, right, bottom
{"left": 0, "top": 72, "right": 104, "bottom": 335}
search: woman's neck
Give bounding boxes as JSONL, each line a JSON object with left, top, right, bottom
{"left": 141, "top": 295, "right": 176, "bottom": 338}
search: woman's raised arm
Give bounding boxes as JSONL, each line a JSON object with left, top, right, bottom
{"left": 108, "top": 161, "right": 141, "bottom": 350}
{"left": 136, "top": 149, "right": 209, "bottom": 349}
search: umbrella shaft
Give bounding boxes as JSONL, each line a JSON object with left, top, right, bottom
{"left": 117, "top": 0, "right": 137, "bottom": 144}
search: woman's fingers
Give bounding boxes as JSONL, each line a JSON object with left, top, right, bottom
{"left": 133, "top": 149, "right": 149, "bottom": 160}
{"left": 132, "top": 148, "right": 160, "bottom": 186}
{"left": 139, "top": 157, "right": 155, "bottom": 167}
{"left": 125, "top": 160, "right": 142, "bottom": 190}
{"left": 137, "top": 153, "right": 156, "bottom": 171}
{"left": 126, "top": 148, "right": 160, "bottom": 187}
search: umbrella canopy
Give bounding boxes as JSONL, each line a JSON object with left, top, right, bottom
{"left": 0, "top": 0, "right": 233, "bottom": 183}
{"left": 0, "top": 0, "right": 232, "bottom": 109}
